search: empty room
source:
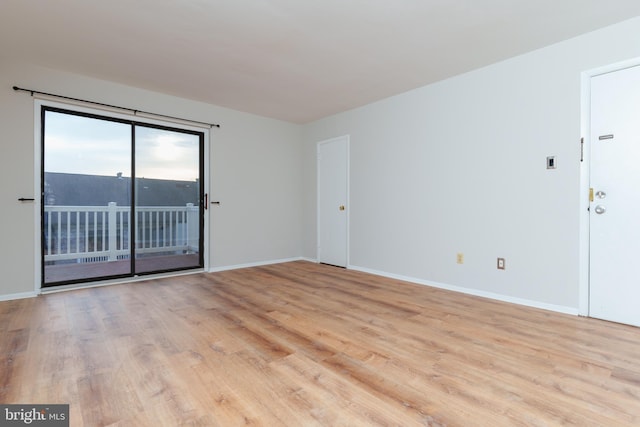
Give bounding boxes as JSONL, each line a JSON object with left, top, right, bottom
{"left": 2, "top": 1, "right": 640, "bottom": 425}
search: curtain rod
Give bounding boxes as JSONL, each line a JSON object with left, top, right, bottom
{"left": 12, "top": 85, "right": 221, "bottom": 128}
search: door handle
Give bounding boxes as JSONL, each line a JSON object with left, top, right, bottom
{"left": 594, "top": 205, "right": 606, "bottom": 215}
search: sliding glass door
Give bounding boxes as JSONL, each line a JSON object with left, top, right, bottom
{"left": 133, "top": 125, "right": 203, "bottom": 274}
{"left": 42, "top": 110, "right": 133, "bottom": 284}
{"left": 42, "top": 106, "right": 204, "bottom": 287}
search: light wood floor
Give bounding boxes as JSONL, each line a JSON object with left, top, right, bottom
{"left": 2, "top": 261, "right": 640, "bottom": 426}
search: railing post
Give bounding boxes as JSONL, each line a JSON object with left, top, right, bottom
{"left": 186, "top": 203, "right": 198, "bottom": 253}
{"left": 108, "top": 202, "right": 118, "bottom": 261}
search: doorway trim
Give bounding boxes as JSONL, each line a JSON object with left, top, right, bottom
{"left": 33, "top": 98, "right": 210, "bottom": 293}
{"left": 579, "top": 56, "right": 640, "bottom": 316}
{"left": 316, "top": 135, "right": 350, "bottom": 267}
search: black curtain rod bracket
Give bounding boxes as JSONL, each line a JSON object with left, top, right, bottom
{"left": 13, "top": 85, "right": 220, "bottom": 128}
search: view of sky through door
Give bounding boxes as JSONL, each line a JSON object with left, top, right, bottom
{"left": 45, "top": 112, "right": 197, "bottom": 181}
{"left": 45, "top": 111, "right": 130, "bottom": 178}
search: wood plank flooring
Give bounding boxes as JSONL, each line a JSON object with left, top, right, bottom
{"left": 1, "top": 261, "right": 640, "bottom": 426}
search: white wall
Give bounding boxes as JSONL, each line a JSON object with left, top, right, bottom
{"left": 0, "top": 61, "right": 303, "bottom": 299}
{"left": 302, "top": 17, "right": 640, "bottom": 313}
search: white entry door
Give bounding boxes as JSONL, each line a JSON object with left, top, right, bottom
{"left": 317, "top": 136, "right": 349, "bottom": 267}
{"left": 589, "top": 65, "right": 640, "bottom": 327}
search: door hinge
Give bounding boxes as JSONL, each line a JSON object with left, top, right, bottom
{"left": 580, "top": 137, "right": 584, "bottom": 162}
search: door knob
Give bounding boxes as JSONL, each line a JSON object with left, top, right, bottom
{"left": 594, "top": 205, "right": 606, "bottom": 215}
{"left": 339, "top": 205, "right": 345, "bottom": 211}
{"left": 595, "top": 190, "right": 607, "bottom": 199}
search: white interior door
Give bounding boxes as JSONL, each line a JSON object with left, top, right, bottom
{"left": 317, "top": 136, "right": 348, "bottom": 267}
{"left": 589, "top": 65, "right": 640, "bottom": 327}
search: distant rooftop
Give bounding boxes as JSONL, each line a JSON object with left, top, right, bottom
{"left": 44, "top": 172, "right": 199, "bottom": 207}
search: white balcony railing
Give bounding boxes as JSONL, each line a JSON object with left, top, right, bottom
{"left": 44, "top": 202, "right": 199, "bottom": 263}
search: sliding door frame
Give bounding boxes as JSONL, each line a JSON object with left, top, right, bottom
{"left": 34, "top": 99, "right": 209, "bottom": 291}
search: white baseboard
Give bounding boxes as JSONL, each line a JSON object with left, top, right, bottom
{"left": 348, "top": 264, "right": 579, "bottom": 316}
{"left": 0, "top": 291, "right": 38, "bottom": 302}
{"left": 209, "top": 257, "right": 312, "bottom": 273}
{"left": 1, "top": 261, "right": 578, "bottom": 318}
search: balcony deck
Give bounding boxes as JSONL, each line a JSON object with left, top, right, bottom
{"left": 44, "top": 253, "right": 201, "bottom": 284}
{"left": 43, "top": 203, "right": 201, "bottom": 285}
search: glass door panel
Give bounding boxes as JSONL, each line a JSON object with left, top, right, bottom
{"left": 43, "top": 109, "right": 132, "bottom": 285}
{"left": 133, "top": 125, "right": 203, "bottom": 273}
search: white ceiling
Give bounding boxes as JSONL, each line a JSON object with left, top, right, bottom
{"left": 2, "top": 1, "right": 640, "bottom": 123}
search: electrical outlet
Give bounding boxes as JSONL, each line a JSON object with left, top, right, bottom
{"left": 456, "top": 253, "right": 464, "bottom": 264}
{"left": 497, "top": 258, "right": 505, "bottom": 270}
